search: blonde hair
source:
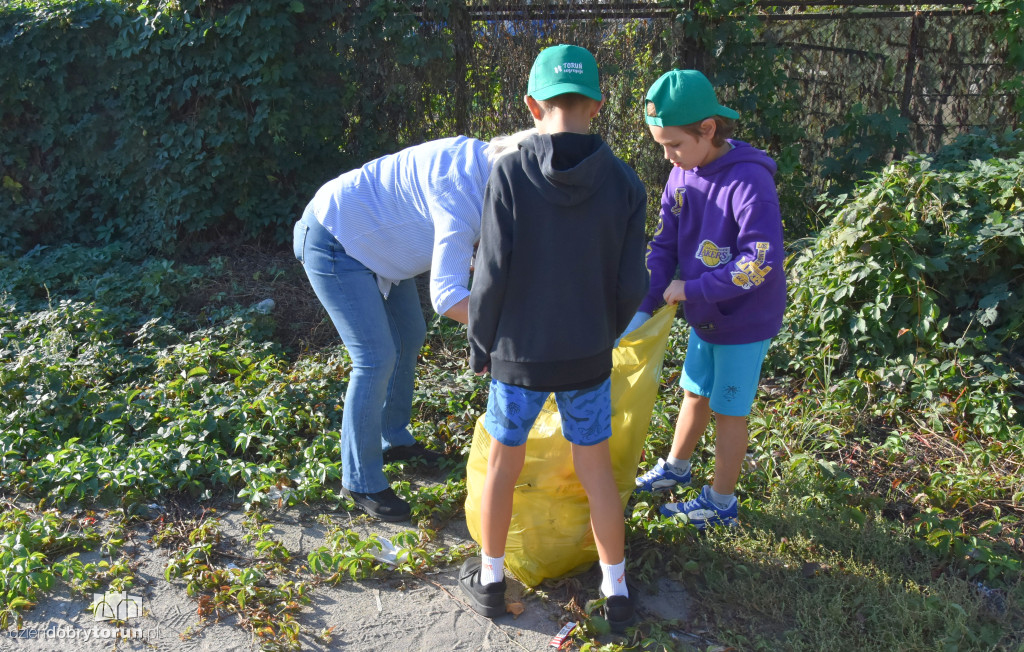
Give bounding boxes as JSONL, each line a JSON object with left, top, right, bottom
{"left": 485, "top": 128, "right": 537, "bottom": 163}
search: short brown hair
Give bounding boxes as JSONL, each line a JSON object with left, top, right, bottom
{"left": 679, "top": 115, "right": 737, "bottom": 147}
{"left": 536, "top": 92, "right": 601, "bottom": 114}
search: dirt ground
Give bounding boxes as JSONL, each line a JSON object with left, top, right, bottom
{"left": 8, "top": 496, "right": 692, "bottom": 652}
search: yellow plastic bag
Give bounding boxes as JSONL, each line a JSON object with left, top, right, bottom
{"left": 464, "top": 304, "right": 675, "bottom": 586}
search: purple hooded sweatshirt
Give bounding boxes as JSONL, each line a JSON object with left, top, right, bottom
{"left": 639, "top": 140, "right": 786, "bottom": 345}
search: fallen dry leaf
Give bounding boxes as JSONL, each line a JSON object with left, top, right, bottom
{"left": 506, "top": 601, "right": 525, "bottom": 617}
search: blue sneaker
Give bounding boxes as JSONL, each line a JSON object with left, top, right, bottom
{"left": 634, "top": 458, "right": 691, "bottom": 493}
{"left": 660, "top": 485, "right": 738, "bottom": 529}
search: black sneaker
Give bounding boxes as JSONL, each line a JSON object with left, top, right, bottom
{"left": 382, "top": 442, "right": 445, "bottom": 467}
{"left": 603, "top": 593, "right": 636, "bottom": 633}
{"left": 341, "top": 487, "right": 410, "bottom": 522}
{"left": 458, "top": 557, "right": 506, "bottom": 618}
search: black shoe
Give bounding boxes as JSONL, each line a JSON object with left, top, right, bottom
{"left": 458, "top": 557, "right": 506, "bottom": 618}
{"left": 603, "top": 593, "right": 636, "bottom": 633}
{"left": 382, "top": 442, "right": 445, "bottom": 467}
{"left": 341, "top": 487, "right": 410, "bottom": 522}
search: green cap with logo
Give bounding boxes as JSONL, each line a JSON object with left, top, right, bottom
{"left": 528, "top": 44, "right": 602, "bottom": 102}
{"left": 644, "top": 69, "right": 739, "bottom": 127}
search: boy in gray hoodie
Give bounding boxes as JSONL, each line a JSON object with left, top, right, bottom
{"left": 461, "top": 44, "right": 649, "bottom": 632}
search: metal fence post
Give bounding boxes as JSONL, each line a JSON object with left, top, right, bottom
{"left": 451, "top": 1, "right": 470, "bottom": 136}
{"left": 897, "top": 11, "right": 923, "bottom": 158}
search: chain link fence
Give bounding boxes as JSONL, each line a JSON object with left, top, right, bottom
{"left": 387, "top": 0, "right": 1019, "bottom": 226}
{"left": 758, "top": 4, "right": 1019, "bottom": 166}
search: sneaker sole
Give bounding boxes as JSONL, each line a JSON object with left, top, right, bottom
{"left": 465, "top": 596, "right": 506, "bottom": 619}
{"left": 359, "top": 510, "right": 410, "bottom": 523}
{"left": 661, "top": 510, "right": 737, "bottom": 530}
{"left": 634, "top": 481, "right": 689, "bottom": 493}
{"left": 341, "top": 490, "right": 411, "bottom": 522}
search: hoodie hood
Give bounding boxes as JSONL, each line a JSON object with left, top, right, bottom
{"left": 637, "top": 137, "right": 786, "bottom": 342}
{"left": 518, "top": 132, "right": 614, "bottom": 206}
{"left": 695, "top": 139, "right": 777, "bottom": 179}
{"left": 468, "top": 130, "right": 650, "bottom": 390}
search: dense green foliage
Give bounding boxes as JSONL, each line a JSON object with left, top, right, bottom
{"left": 977, "top": 0, "right": 1024, "bottom": 70}
{"left": 777, "top": 130, "right": 1024, "bottom": 440}
{"left": 0, "top": 0, "right": 808, "bottom": 250}
{"left": 3, "top": 0, "right": 1019, "bottom": 255}
{"left": 0, "top": 244, "right": 346, "bottom": 507}
{"left": 976, "top": 0, "right": 1024, "bottom": 117}
{"left": 0, "top": 0, "right": 454, "bottom": 253}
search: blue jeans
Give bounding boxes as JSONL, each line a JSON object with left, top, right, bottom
{"left": 294, "top": 206, "right": 425, "bottom": 493}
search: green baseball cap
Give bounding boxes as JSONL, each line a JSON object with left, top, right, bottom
{"left": 644, "top": 69, "right": 739, "bottom": 127}
{"left": 527, "top": 44, "right": 602, "bottom": 102}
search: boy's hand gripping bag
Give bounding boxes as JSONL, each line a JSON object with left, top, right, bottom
{"left": 464, "top": 304, "right": 675, "bottom": 586}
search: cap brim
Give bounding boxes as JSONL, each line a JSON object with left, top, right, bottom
{"left": 645, "top": 106, "right": 740, "bottom": 127}
{"left": 530, "top": 82, "right": 602, "bottom": 102}
{"left": 718, "top": 105, "right": 740, "bottom": 119}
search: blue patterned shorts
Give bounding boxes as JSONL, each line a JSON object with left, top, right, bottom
{"left": 483, "top": 378, "right": 612, "bottom": 447}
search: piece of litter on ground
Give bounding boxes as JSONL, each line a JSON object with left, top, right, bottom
{"left": 548, "top": 621, "right": 576, "bottom": 648}
{"left": 371, "top": 538, "right": 410, "bottom": 566}
{"left": 976, "top": 581, "right": 1008, "bottom": 614}
{"left": 374, "top": 588, "right": 383, "bottom": 613}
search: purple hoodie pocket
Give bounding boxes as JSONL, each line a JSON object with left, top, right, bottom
{"left": 683, "top": 299, "right": 725, "bottom": 333}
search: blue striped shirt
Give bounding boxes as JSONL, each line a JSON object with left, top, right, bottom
{"left": 310, "top": 136, "right": 491, "bottom": 315}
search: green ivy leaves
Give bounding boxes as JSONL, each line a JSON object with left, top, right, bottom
{"left": 0, "top": 0, "right": 455, "bottom": 255}
{"left": 777, "top": 134, "right": 1024, "bottom": 439}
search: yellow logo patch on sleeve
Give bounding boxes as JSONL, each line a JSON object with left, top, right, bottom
{"left": 731, "top": 242, "right": 772, "bottom": 289}
{"left": 670, "top": 187, "right": 686, "bottom": 216}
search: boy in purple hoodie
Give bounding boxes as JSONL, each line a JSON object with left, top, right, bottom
{"left": 629, "top": 70, "right": 786, "bottom": 529}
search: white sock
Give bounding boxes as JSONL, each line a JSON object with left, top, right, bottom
{"left": 481, "top": 553, "right": 505, "bottom": 585}
{"left": 599, "top": 559, "right": 628, "bottom": 597}
{"left": 665, "top": 455, "right": 690, "bottom": 475}
{"left": 707, "top": 486, "right": 736, "bottom": 510}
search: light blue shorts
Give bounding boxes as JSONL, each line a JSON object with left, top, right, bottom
{"left": 680, "top": 329, "right": 771, "bottom": 417}
{"left": 483, "top": 378, "right": 612, "bottom": 447}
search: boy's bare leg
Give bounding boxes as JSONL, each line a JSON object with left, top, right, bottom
{"left": 669, "top": 390, "right": 712, "bottom": 461}
{"left": 571, "top": 440, "right": 624, "bottom": 564}
{"left": 480, "top": 438, "right": 527, "bottom": 558}
{"left": 710, "top": 414, "right": 748, "bottom": 495}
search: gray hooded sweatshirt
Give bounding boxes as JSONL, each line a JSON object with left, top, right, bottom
{"left": 468, "top": 132, "right": 649, "bottom": 391}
